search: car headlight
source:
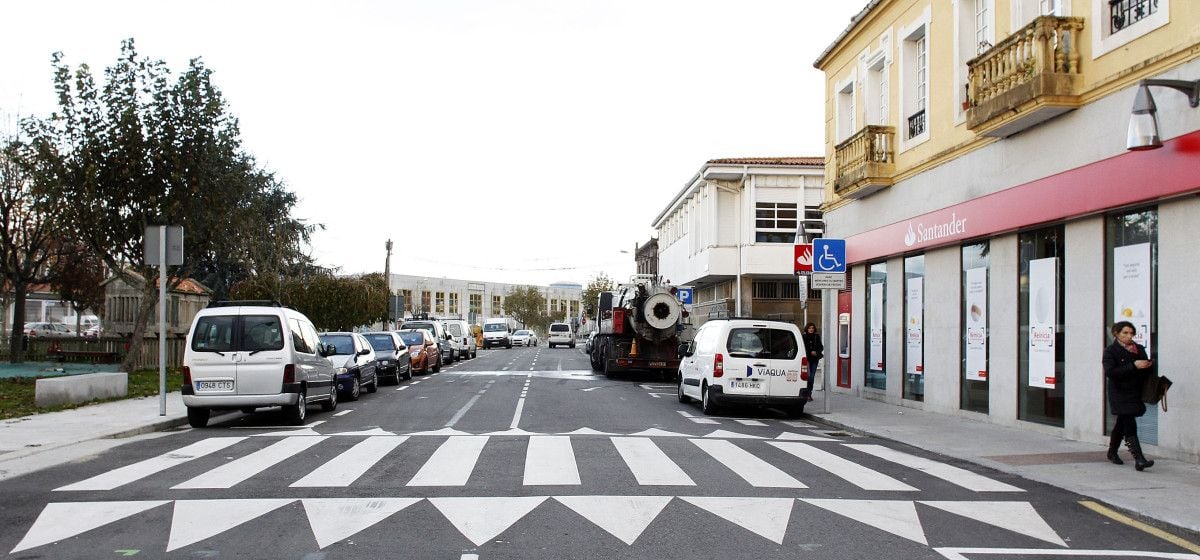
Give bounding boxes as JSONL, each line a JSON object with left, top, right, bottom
{"left": 337, "top": 367, "right": 349, "bottom": 374}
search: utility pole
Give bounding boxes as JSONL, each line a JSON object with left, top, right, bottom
{"left": 384, "top": 239, "right": 393, "bottom": 329}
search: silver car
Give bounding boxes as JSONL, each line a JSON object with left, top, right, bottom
{"left": 511, "top": 329, "right": 538, "bottom": 346}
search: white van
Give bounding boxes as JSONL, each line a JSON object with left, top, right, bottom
{"left": 676, "top": 319, "right": 807, "bottom": 417}
{"left": 442, "top": 319, "right": 477, "bottom": 359}
{"left": 182, "top": 303, "right": 338, "bottom": 427}
{"left": 482, "top": 317, "right": 516, "bottom": 349}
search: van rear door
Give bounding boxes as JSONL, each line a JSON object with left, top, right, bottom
{"left": 723, "top": 325, "right": 804, "bottom": 398}
{"left": 236, "top": 314, "right": 289, "bottom": 395}
{"left": 188, "top": 313, "right": 239, "bottom": 395}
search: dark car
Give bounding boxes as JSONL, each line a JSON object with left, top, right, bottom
{"left": 398, "top": 329, "right": 441, "bottom": 374}
{"left": 318, "top": 332, "right": 379, "bottom": 400}
{"left": 363, "top": 331, "right": 412, "bottom": 384}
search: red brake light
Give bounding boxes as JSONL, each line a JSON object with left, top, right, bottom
{"left": 612, "top": 308, "right": 625, "bottom": 334}
{"left": 283, "top": 364, "right": 296, "bottom": 384}
{"left": 182, "top": 366, "right": 192, "bottom": 385}
{"left": 713, "top": 353, "right": 724, "bottom": 377}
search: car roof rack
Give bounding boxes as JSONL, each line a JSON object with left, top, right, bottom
{"left": 207, "top": 300, "right": 285, "bottom": 308}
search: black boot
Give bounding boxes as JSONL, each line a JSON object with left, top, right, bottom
{"left": 1125, "top": 435, "right": 1155, "bottom": 471}
{"left": 1106, "top": 431, "right": 1124, "bottom": 465}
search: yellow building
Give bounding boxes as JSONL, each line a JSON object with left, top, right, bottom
{"left": 815, "top": 0, "right": 1200, "bottom": 461}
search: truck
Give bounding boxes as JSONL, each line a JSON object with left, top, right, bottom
{"left": 590, "top": 275, "right": 686, "bottom": 379}
{"left": 482, "top": 317, "right": 518, "bottom": 349}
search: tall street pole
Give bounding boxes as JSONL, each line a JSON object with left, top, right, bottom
{"left": 384, "top": 239, "right": 393, "bottom": 329}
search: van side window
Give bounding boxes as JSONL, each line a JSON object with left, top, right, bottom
{"left": 289, "top": 319, "right": 312, "bottom": 354}
{"left": 301, "top": 322, "right": 322, "bottom": 355}
{"left": 240, "top": 315, "right": 285, "bottom": 352}
{"left": 191, "top": 315, "right": 235, "bottom": 352}
{"left": 726, "top": 328, "right": 798, "bottom": 360}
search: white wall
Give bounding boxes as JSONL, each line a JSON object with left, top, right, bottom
{"left": 924, "top": 246, "right": 962, "bottom": 412}
{"left": 1063, "top": 217, "right": 1106, "bottom": 442}
{"left": 1157, "top": 196, "right": 1200, "bottom": 460}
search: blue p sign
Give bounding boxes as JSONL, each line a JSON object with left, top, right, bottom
{"left": 812, "top": 239, "right": 847, "bottom": 273}
{"left": 676, "top": 287, "right": 693, "bottom": 305}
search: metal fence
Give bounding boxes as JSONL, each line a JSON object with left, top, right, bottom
{"left": 0, "top": 336, "right": 186, "bottom": 370}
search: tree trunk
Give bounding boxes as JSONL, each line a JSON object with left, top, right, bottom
{"left": 120, "top": 271, "right": 161, "bottom": 373}
{"left": 8, "top": 283, "right": 28, "bottom": 364}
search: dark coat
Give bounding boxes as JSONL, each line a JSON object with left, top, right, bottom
{"left": 802, "top": 331, "right": 824, "bottom": 360}
{"left": 1102, "top": 339, "right": 1149, "bottom": 417}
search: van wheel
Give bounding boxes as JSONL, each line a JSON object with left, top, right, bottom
{"left": 321, "top": 383, "right": 338, "bottom": 412}
{"left": 187, "top": 407, "right": 210, "bottom": 428}
{"left": 677, "top": 378, "right": 689, "bottom": 403}
{"left": 701, "top": 384, "right": 719, "bottom": 415}
{"left": 471, "top": 347, "right": 477, "bottom": 359}
{"left": 285, "top": 389, "right": 307, "bottom": 425}
{"left": 348, "top": 376, "right": 361, "bottom": 401}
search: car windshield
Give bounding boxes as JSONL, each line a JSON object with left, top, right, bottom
{"left": 191, "top": 315, "right": 284, "bottom": 353}
{"left": 398, "top": 332, "right": 425, "bottom": 345}
{"left": 446, "top": 324, "right": 463, "bottom": 336}
{"left": 725, "top": 328, "right": 798, "bottom": 359}
{"left": 404, "top": 322, "right": 435, "bottom": 333}
{"left": 364, "top": 334, "right": 396, "bottom": 351}
{"left": 515, "top": 330, "right": 531, "bottom": 336}
{"left": 484, "top": 323, "right": 507, "bottom": 332}
{"left": 550, "top": 324, "right": 570, "bottom": 332}
{"left": 319, "top": 334, "right": 356, "bottom": 355}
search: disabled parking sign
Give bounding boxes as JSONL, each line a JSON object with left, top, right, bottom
{"left": 812, "top": 239, "right": 846, "bottom": 273}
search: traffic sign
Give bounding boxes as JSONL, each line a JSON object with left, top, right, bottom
{"left": 812, "top": 238, "right": 846, "bottom": 273}
{"left": 794, "top": 243, "right": 813, "bottom": 274}
{"left": 810, "top": 273, "right": 846, "bottom": 289}
{"left": 676, "top": 286, "right": 693, "bottom": 305}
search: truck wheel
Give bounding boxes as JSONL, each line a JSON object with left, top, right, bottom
{"left": 701, "top": 384, "right": 719, "bottom": 415}
{"left": 187, "top": 407, "right": 210, "bottom": 428}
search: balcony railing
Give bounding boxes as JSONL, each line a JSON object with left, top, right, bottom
{"left": 966, "top": 15, "right": 1084, "bottom": 136}
{"left": 907, "top": 109, "right": 927, "bottom": 139}
{"left": 834, "top": 125, "right": 895, "bottom": 199}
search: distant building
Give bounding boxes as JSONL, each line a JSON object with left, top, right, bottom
{"left": 101, "top": 272, "right": 212, "bottom": 337}
{"left": 389, "top": 274, "right": 582, "bottom": 326}
{"left": 635, "top": 238, "right": 658, "bottom": 279}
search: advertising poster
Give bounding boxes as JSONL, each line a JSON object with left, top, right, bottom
{"left": 964, "top": 267, "right": 988, "bottom": 381}
{"left": 870, "top": 283, "right": 885, "bottom": 370}
{"left": 1113, "top": 243, "right": 1152, "bottom": 355}
{"left": 1028, "top": 257, "right": 1057, "bottom": 389}
{"left": 906, "top": 278, "right": 923, "bottom": 375}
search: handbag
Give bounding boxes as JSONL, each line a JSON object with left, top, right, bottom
{"left": 1141, "top": 372, "right": 1173, "bottom": 411}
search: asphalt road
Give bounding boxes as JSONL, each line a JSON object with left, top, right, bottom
{"left": 0, "top": 344, "right": 1192, "bottom": 559}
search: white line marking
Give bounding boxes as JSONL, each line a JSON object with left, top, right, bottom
{"left": 689, "top": 439, "right": 806, "bottom": 488}
{"left": 688, "top": 417, "right": 720, "bottom": 424}
{"left": 734, "top": 419, "right": 767, "bottom": 426}
{"left": 396, "top": 386, "right": 408, "bottom": 391}
{"left": 173, "top": 436, "right": 329, "bottom": 489}
{"left": 408, "top": 436, "right": 489, "bottom": 486}
{"left": 291, "top": 436, "right": 409, "bottom": 487}
{"left": 676, "top": 410, "right": 695, "bottom": 418}
{"left": 933, "top": 548, "right": 1199, "bottom": 559}
{"left": 334, "top": 410, "right": 352, "bottom": 417}
{"left": 510, "top": 397, "right": 526, "bottom": 429}
{"left": 56, "top": 438, "right": 246, "bottom": 491}
{"left": 523, "top": 436, "right": 581, "bottom": 485}
{"left": 846, "top": 444, "right": 1024, "bottom": 492}
{"left": 446, "top": 394, "right": 482, "bottom": 427}
{"left": 769, "top": 442, "right": 917, "bottom": 491}
{"left": 611, "top": 437, "right": 694, "bottom": 485}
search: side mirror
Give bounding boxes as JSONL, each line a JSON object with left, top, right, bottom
{"left": 357, "top": 348, "right": 370, "bottom": 356}
{"left": 677, "top": 342, "right": 694, "bottom": 357}
{"left": 320, "top": 343, "right": 335, "bottom": 357}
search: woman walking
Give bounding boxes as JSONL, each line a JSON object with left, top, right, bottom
{"left": 801, "top": 323, "right": 824, "bottom": 402}
{"left": 1101, "top": 321, "right": 1155, "bottom": 471}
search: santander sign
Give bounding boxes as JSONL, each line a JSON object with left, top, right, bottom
{"left": 903, "top": 212, "right": 968, "bottom": 247}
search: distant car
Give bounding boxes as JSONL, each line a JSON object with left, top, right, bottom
{"left": 398, "top": 329, "right": 441, "bottom": 374}
{"left": 402, "top": 319, "right": 455, "bottom": 363}
{"left": 24, "top": 322, "right": 74, "bottom": 339}
{"left": 362, "top": 331, "right": 412, "bottom": 384}
{"left": 82, "top": 324, "right": 103, "bottom": 339}
{"left": 547, "top": 322, "right": 575, "bottom": 348}
{"left": 511, "top": 329, "right": 538, "bottom": 346}
{"left": 583, "top": 331, "right": 596, "bottom": 354}
{"left": 319, "top": 332, "right": 379, "bottom": 401}
{"left": 442, "top": 319, "right": 477, "bottom": 360}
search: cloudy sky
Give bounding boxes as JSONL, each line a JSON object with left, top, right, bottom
{"left": 0, "top": 1, "right": 864, "bottom": 287}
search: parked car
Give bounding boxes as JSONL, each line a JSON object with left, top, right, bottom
{"left": 402, "top": 319, "right": 455, "bottom": 363}
{"left": 547, "top": 322, "right": 575, "bottom": 348}
{"left": 511, "top": 329, "right": 538, "bottom": 347}
{"left": 676, "top": 318, "right": 807, "bottom": 417}
{"left": 398, "top": 329, "right": 441, "bottom": 374}
{"left": 362, "top": 331, "right": 412, "bottom": 384}
{"left": 182, "top": 302, "right": 338, "bottom": 428}
{"left": 24, "top": 322, "right": 75, "bottom": 339}
{"left": 319, "top": 332, "right": 379, "bottom": 401}
{"left": 82, "top": 324, "right": 103, "bottom": 339}
{"left": 442, "top": 319, "right": 477, "bottom": 359}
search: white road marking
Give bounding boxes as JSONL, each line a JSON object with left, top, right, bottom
{"left": 333, "top": 409, "right": 353, "bottom": 417}
{"left": 302, "top": 498, "right": 422, "bottom": 548}
{"left": 523, "top": 436, "right": 581, "bottom": 486}
{"left": 681, "top": 497, "right": 796, "bottom": 545}
{"left": 801, "top": 499, "right": 927, "bottom": 544}
{"left": 611, "top": 437, "right": 694, "bottom": 486}
{"left": 168, "top": 499, "right": 294, "bottom": 551}
{"left": 56, "top": 437, "right": 246, "bottom": 491}
{"left": 446, "top": 394, "right": 483, "bottom": 427}
{"left": 846, "top": 444, "right": 1024, "bottom": 492}
{"left": 428, "top": 496, "right": 547, "bottom": 546}
{"left": 408, "top": 436, "right": 489, "bottom": 486}
{"left": 172, "top": 436, "right": 328, "bottom": 489}
{"left": 921, "top": 501, "right": 1064, "bottom": 546}
{"left": 396, "top": 386, "right": 409, "bottom": 391}
{"left": 510, "top": 397, "right": 526, "bottom": 429}
{"left": 689, "top": 439, "right": 806, "bottom": 488}
{"left": 10, "top": 501, "right": 170, "bottom": 553}
{"left": 291, "top": 436, "right": 409, "bottom": 487}
{"left": 734, "top": 419, "right": 767, "bottom": 426}
{"left": 555, "top": 496, "right": 672, "bottom": 545}
{"left": 933, "top": 548, "right": 1199, "bottom": 559}
{"left": 771, "top": 442, "right": 917, "bottom": 491}
{"left": 676, "top": 410, "right": 695, "bottom": 418}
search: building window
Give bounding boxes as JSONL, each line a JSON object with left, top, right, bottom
{"left": 1105, "top": 207, "right": 1158, "bottom": 444}
{"left": 492, "top": 295, "right": 502, "bottom": 316}
{"left": 1110, "top": 0, "right": 1158, "bottom": 33}
{"left": 958, "top": 0, "right": 995, "bottom": 114}
{"left": 837, "top": 77, "right": 856, "bottom": 141}
{"left": 1093, "top": 0, "right": 1168, "bottom": 57}
{"left": 866, "top": 262, "right": 887, "bottom": 390}
{"left": 910, "top": 35, "right": 927, "bottom": 139}
{"left": 753, "top": 282, "right": 779, "bottom": 299}
{"left": 866, "top": 55, "right": 889, "bottom": 126}
{"left": 780, "top": 282, "right": 800, "bottom": 300}
{"left": 961, "top": 242, "right": 990, "bottom": 414}
{"left": 903, "top": 255, "right": 924, "bottom": 402}
{"left": 402, "top": 290, "right": 413, "bottom": 313}
{"left": 755, "top": 202, "right": 798, "bottom": 243}
{"left": 1018, "top": 225, "right": 1065, "bottom": 427}
{"left": 435, "top": 292, "right": 445, "bottom": 314}
{"left": 469, "top": 293, "right": 482, "bottom": 317}
{"left": 421, "top": 291, "right": 432, "bottom": 314}
{"left": 901, "top": 13, "right": 930, "bottom": 145}
{"left": 975, "top": 0, "right": 990, "bottom": 52}
{"left": 448, "top": 293, "right": 459, "bottom": 315}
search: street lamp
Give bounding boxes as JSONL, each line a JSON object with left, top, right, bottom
{"left": 1127, "top": 78, "right": 1200, "bottom": 151}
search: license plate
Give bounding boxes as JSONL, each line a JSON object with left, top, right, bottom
{"left": 649, "top": 361, "right": 667, "bottom": 367}
{"left": 730, "top": 379, "right": 762, "bottom": 390}
{"left": 196, "top": 380, "right": 234, "bottom": 391}
{"left": 786, "top": 371, "right": 798, "bottom": 382}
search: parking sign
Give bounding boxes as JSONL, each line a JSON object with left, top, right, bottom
{"left": 812, "top": 239, "right": 847, "bottom": 273}
{"left": 676, "top": 286, "right": 693, "bottom": 305}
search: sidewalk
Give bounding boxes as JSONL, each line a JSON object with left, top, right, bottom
{"left": 808, "top": 392, "right": 1200, "bottom": 534}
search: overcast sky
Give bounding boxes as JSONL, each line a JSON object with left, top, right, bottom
{"left": 1, "top": 1, "right": 863, "bottom": 288}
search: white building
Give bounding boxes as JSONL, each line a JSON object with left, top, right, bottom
{"left": 388, "top": 274, "right": 581, "bottom": 326}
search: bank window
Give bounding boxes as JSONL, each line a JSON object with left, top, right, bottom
{"left": 866, "top": 261, "right": 887, "bottom": 390}
{"left": 1105, "top": 207, "right": 1158, "bottom": 444}
{"left": 961, "top": 241, "right": 990, "bottom": 414}
{"left": 755, "top": 202, "right": 798, "bottom": 243}
{"left": 1018, "top": 225, "right": 1065, "bottom": 427}
{"left": 903, "top": 255, "right": 924, "bottom": 402}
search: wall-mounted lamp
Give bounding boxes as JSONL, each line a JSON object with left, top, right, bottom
{"left": 1127, "top": 78, "right": 1200, "bottom": 151}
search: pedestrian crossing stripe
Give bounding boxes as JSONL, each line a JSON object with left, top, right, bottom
{"left": 10, "top": 498, "right": 1068, "bottom": 554}
{"left": 56, "top": 435, "right": 1024, "bottom": 494}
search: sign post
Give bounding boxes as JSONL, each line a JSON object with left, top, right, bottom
{"left": 811, "top": 238, "right": 846, "bottom": 414}
{"left": 146, "top": 226, "right": 183, "bottom": 416}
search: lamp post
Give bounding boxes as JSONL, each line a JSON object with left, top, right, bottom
{"left": 1127, "top": 78, "right": 1200, "bottom": 151}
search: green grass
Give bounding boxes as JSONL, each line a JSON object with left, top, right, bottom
{"left": 0, "top": 369, "right": 183, "bottom": 420}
